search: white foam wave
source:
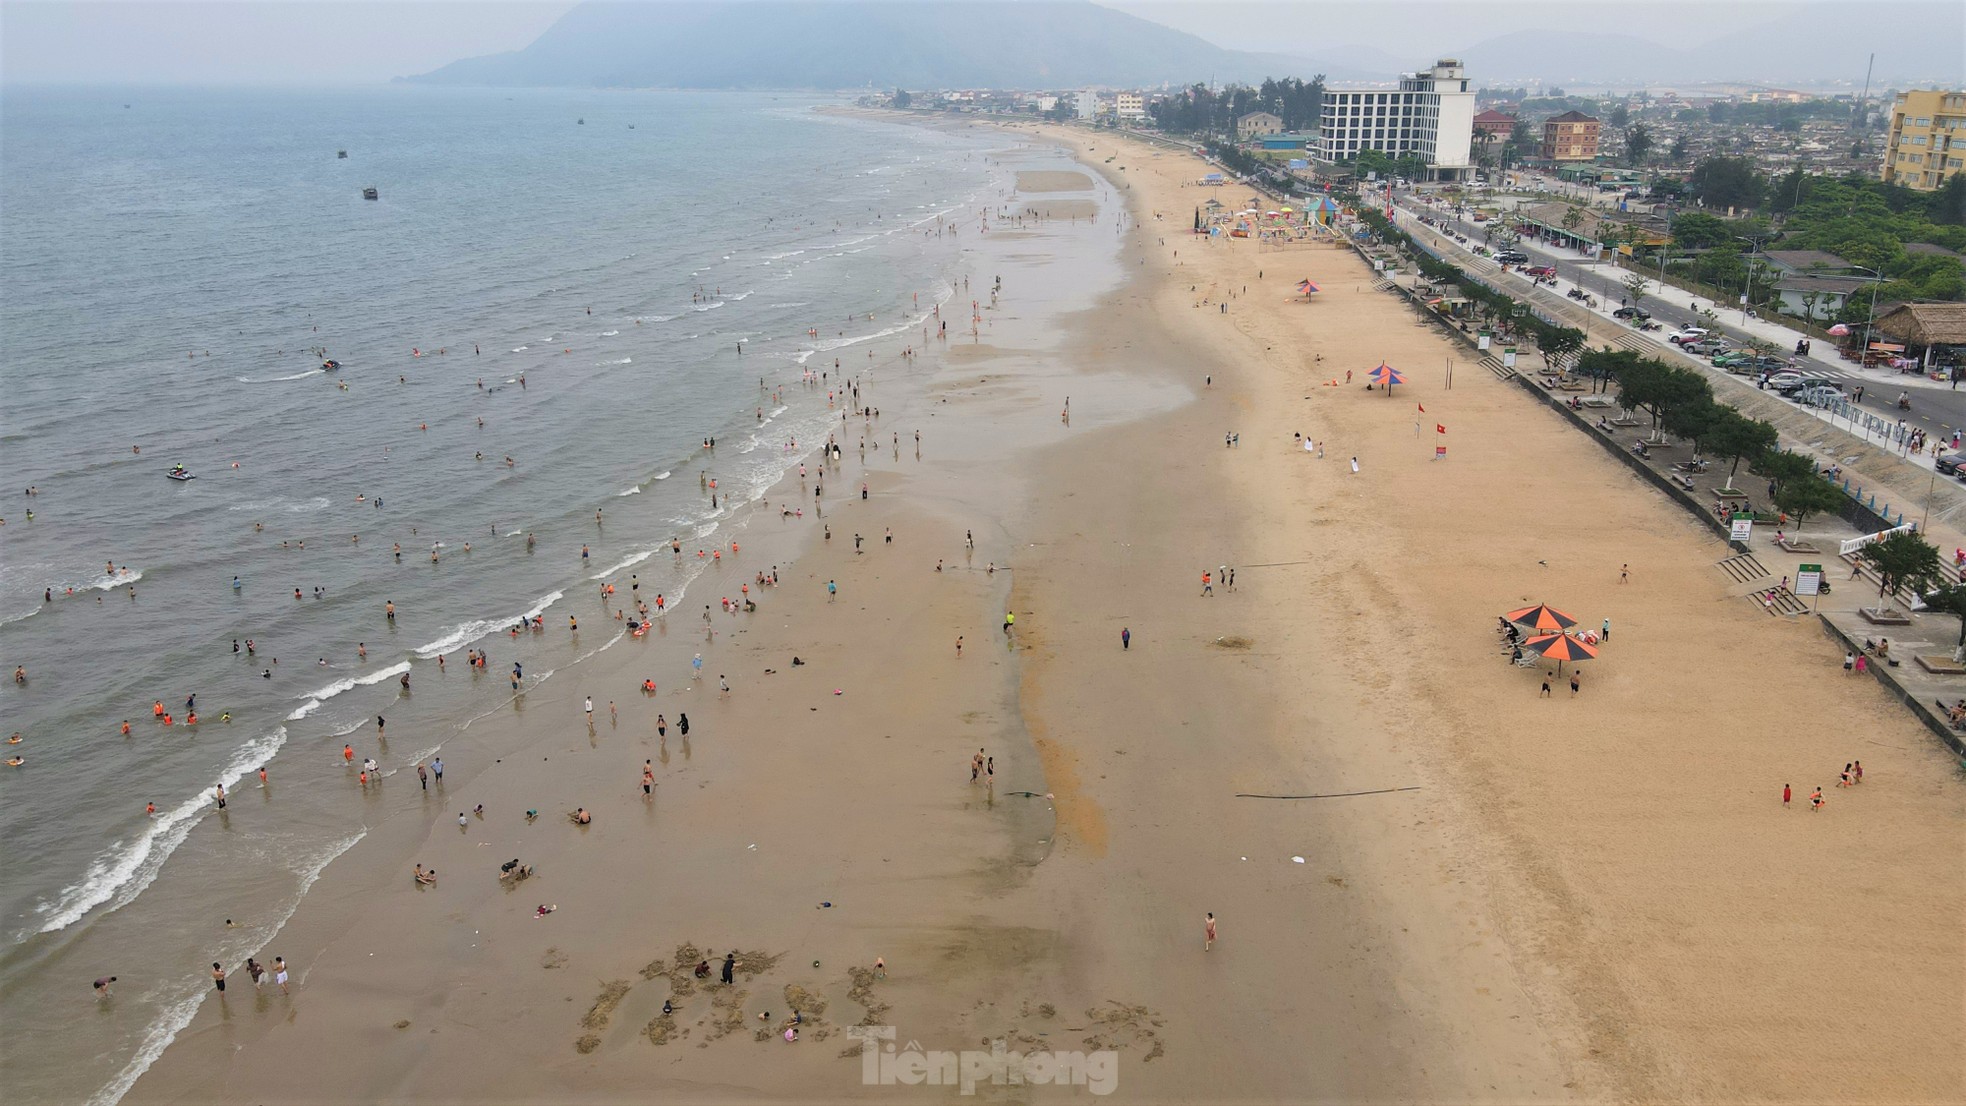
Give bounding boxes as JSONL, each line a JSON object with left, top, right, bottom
{"left": 88, "top": 828, "right": 364, "bottom": 1106}
{"left": 599, "top": 357, "right": 632, "bottom": 365}
{"left": 413, "top": 590, "right": 563, "bottom": 659}
{"left": 600, "top": 330, "right": 619, "bottom": 336}
{"left": 615, "top": 486, "right": 641, "bottom": 497}
{"left": 226, "top": 497, "right": 330, "bottom": 513}
{"left": 32, "top": 728, "right": 288, "bottom": 937}
{"left": 731, "top": 290, "right": 753, "bottom": 300}
{"left": 296, "top": 660, "right": 411, "bottom": 706}
{"left": 237, "top": 370, "right": 320, "bottom": 383}
{"left": 511, "top": 346, "right": 528, "bottom": 352}
{"left": 653, "top": 470, "right": 672, "bottom": 480}
{"left": 591, "top": 548, "right": 657, "bottom": 579}
{"left": 693, "top": 301, "right": 724, "bottom": 312}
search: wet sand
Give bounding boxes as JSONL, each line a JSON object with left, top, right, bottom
{"left": 128, "top": 123, "right": 1964, "bottom": 1105}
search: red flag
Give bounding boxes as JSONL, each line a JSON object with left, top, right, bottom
{"left": 1417, "top": 403, "right": 1425, "bottom": 412}
{"left": 1436, "top": 424, "right": 1447, "bottom": 434}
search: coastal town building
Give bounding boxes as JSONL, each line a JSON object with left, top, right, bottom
{"left": 1472, "top": 108, "right": 1516, "bottom": 139}
{"left": 1540, "top": 111, "right": 1601, "bottom": 161}
{"left": 1237, "top": 111, "right": 1283, "bottom": 138}
{"left": 1312, "top": 59, "right": 1477, "bottom": 180}
{"left": 1115, "top": 92, "right": 1146, "bottom": 121}
{"left": 1075, "top": 89, "right": 1100, "bottom": 121}
{"left": 1880, "top": 89, "right": 1966, "bottom": 191}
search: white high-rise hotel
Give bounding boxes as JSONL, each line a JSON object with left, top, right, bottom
{"left": 1313, "top": 59, "right": 1477, "bottom": 180}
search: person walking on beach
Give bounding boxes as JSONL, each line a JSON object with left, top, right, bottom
{"left": 1003, "top": 611, "right": 1014, "bottom": 635}
{"left": 955, "top": 636, "right": 963, "bottom": 657}
{"left": 1783, "top": 783, "right": 1792, "bottom": 808}
{"left": 1204, "top": 912, "right": 1217, "bottom": 951}
{"left": 1201, "top": 571, "right": 1212, "bottom": 596}
{"left": 642, "top": 761, "right": 655, "bottom": 799}
{"left": 1570, "top": 672, "right": 1581, "bottom": 696}
{"left": 584, "top": 697, "right": 594, "bottom": 724}
{"left": 1620, "top": 563, "right": 1629, "bottom": 584}
{"left": 211, "top": 963, "right": 227, "bottom": 993}
{"left": 417, "top": 762, "right": 428, "bottom": 790}
{"left": 1810, "top": 786, "right": 1825, "bottom": 811}
{"left": 1853, "top": 760, "right": 1863, "bottom": 784}
{"left": 1540, "top": 674, "right": 1552, "bottom": 697}
{"left": 94, "top": 976, "right": 117, "bottom": 1000}
{"left": 273, "top": 956, "right": 289, "bottom": 994}
{"left": 1601, "top": 617, "right": 1611, "bottom": 640}
{"left": 972, "top": 749, "right": 984, "bottom": 783}
{"left": 827, "top": 580, "right": 837, "bottom": 602}
{"left": 718, "top": 675, "right": 730, "bottom": 699}
{"left": 432, "top": 757, "right": 443, "bottom": 784}
{"left": 721, "top": 953, "right": 735, "bottom": 985}
{"left": 1121, "top": 627, "right": 1131, "bottom": 650}
{"left": 677, "top": 714, "right": 689, "bottom": 737}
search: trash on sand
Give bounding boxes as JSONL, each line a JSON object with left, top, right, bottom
{"left": 1291, "top": 856, "right": 1306, "bottom": 864}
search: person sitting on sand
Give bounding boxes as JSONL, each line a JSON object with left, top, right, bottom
{"left": 525, "top": 809, "right": 539, "bottom": 822}
{"left": 569, "top": 808, "right": 591, "bottom": 825}
{"left": 535, "top": 904, "right": 556, "bottom": 917}
{"left": 694, "top": 960, "right": 712, "bottom": 979}
{"left": 414, "top": 865, "right": 436, "bottom": 886}
{"left": 499, "top": 858, "right": 532, "bottom": 881}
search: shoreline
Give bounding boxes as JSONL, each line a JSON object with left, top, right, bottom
{"left": 125, "top": 116, "right": 1964, "bottom": 1106}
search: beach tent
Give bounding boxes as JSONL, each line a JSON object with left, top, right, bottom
{"left": 1504, "top": 603, "right": 1578, "bottom": 631}
{"left": 1368, "top": 362, "right": 1405, "bottom": 396}
{"left": 1523, "top": 631, "right": 1598, "bottom": 675}
{"left": 1308, "top": 196, "right": 1341, "bottom": 226}
{"left": 1296, "top": 278, "right": 1321, "bottom": 298}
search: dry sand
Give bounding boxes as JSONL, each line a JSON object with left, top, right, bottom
{"left": 129, "top": 121, "right": 1963, "bottom": 1105}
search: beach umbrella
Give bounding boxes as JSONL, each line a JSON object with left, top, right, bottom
{"left": 1523, "top": 631, "right": 1598, "bottom": 675}
{"left": 1296, "top": 278, "right": 1321, "bottom": 296}
{"left": 1368, "top": 362, "right": 1405, "bottom": 396}
{"left": 1504, "top": 603, "right": 1578, "bottom": 631}
{"left": 1828, "top": 323, "right": 1850, "bottom": 336}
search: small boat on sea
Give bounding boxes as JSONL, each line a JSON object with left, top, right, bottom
{"left": 361, "top": 187, "right": 378, "bottom": 201}
{"left": 167, "top": 465, "right": 195, "bottom": 482}
{"left": 577, "top": 118, "right": 585, "bottom": 125}
{"left": 321, "top": 359, "right": 340, "bottom": 372}
{"left": 337, "top": 150, "right": 348, "bottom": 159}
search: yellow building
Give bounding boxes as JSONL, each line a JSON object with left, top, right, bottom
{"left": 1880, "top": 89, "right": 1966, "bottom": 191}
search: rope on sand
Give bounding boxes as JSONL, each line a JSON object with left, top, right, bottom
{"left": 1235, "top": 786, "right": 1421, "bottom": 800}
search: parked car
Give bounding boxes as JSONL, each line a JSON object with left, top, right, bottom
{"left": 1523, "top": 265, "right": 1558, "bottom": 278}
{"left": 1666, "top": 327, "right": 1710, "bottom": 346}
{"left": 1613, "top": 306, "right": 1651, "bottom": 321}
{"left": 1494, "top": 249, "right": 1528, "bottom": 264}
{"left": 1778, "top": 376, "right": 1838, "bottom": 396}
{"left": 1743, "top": 354, "right": 1795, "bottom": 373}
{"left": 1936, "top": 453, "right": 1962, "bottom": 476}
{"left": 1711, "top": 350, "right": 1753, "bottom": 367}
{"left": 1687, "top": 338, "right": 1732, "bottom": 357}
{"left": 1792, "top": 385, "right": 1845, "bottom": 407}
{"left": 1766, "top": 372, "right": 1806, "bottom": 391}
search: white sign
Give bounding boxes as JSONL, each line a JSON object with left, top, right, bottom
{"left": 1478, "top": 333, "right": 1492, "bottom": 351}
{"left": 1730, "top": 516, "right": 1754, "bottom": 543}
{"left": 1502, "top": 348, "right": 1517, "bottom": 369}
{"left": 1794, "top": 567, "right": 1823, "bottom": 596}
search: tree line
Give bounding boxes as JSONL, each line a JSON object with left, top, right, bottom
{"left": 1150, "top": 77, "right": 1325, "bottom": 136}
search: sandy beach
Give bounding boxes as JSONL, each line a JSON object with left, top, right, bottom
{"left": 128, "top": 119, "right": 1963, "bottom": 1105}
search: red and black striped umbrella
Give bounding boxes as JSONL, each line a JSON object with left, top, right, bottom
{"left": 1504, "top": 603, "right": 1578, "bottom": 632}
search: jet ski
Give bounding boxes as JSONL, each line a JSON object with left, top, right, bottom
{"left": 167, "top": 465, "right": 195, "bottom": 481}
{"left": 321, "top": 359, "right": 340, "bottom": 371}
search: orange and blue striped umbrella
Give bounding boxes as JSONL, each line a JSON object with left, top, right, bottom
{"left": 1524, "top": 632, "right": 1596, "bottom": 662}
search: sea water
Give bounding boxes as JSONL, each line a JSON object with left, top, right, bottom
{"left": 0, "top": 85, "right": 1015, "bottom": 1104}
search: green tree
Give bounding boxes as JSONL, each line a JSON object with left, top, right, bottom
{"left": 1354, "top": 147, "right": 1394, "bottom": 178}
{"left": 1859, "top": 529, "right": 1946, "bottom": 614}
{"left": 1608, "top": 103, "right": 1630, "bottom": 130}
{"left": 1668, "top": 135, "right": 1690, "bottom": 163}
{"left": 892, "top": 89, "right": 912, "bottom": 109}
{"left": 1536, "top": 326, "right": 1586, "bottom": 370}
{"left": 1774, "top": 473, "right": 1847, "bottom": 531}
{"left": 1689, "top": 156, "right": 1766, "bottom": 210}
{"left": 1561, "top": 205, "right": 1585, "bottom": 234}
{"left": 1621, "top": 272, "right": 1652, "bottom": 310}
{"left": 1625, "top": 123, "right": 1654, "bottom": 167}
{"left": 1705, "top": 410, "right": 1780, "bottom": 489}
{"left": 1752, "top": 448, "right": 1819, "bottom": 492}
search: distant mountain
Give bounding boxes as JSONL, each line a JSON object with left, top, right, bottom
{"left": 405, "top": 0, "right": 1329, "bottom": 90}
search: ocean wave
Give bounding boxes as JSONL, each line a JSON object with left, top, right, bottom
{"left": 731, "top": 290, "right": 753, "bottom": 300}
{"left": 614, "top": 486, "right": 641, "bottom": 497}
{"left": 88, "top": 828, "right": 363, "bottom": 1106}
{"left": 287, "top": 660, "right": 411, "bottom": 719}
{"left": 591, "top": 548, "right": 657, "bottom": 579}
{"left": 693, "top": 301, "right": 725, "bottom": 312}
{"left": 511, "top": 346, "right": 528, "bottom": 352}
{"left": 599, "top": 330, "right": 619, "bottom": 336}
{"left": 653, "top": 470, "right": 672, "bottom": 480}
{"left": 226, "top": 497, "right": 330, "bottom": 513}
{"left": 598, "top": 357, "right": 632, "bottom": 365}
{"left": 236, "top": 370, "right": 321, "bottom": 383}
{"left": 31, "top": 728, "right": 288, "bottom": 937}
{"left": 413, "top": 590, "right": 563, "bottom": 659}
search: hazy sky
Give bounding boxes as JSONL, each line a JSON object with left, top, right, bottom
{"left": 0, "top": 0, "right": 1954, "bottom": 86}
